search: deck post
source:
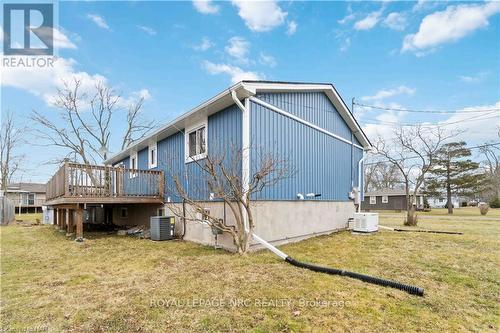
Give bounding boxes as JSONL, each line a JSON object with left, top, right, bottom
{"left": 56, "top": 209, "right": 61, "bottom": 229}
{"left": 59, "top": 209, "right": 65, "bottom": 231}
{"left": 75, "top": 208, "right": 84, "bottom": 240}
{"left": 66, "top": 209, "right": 73, "bottom": 236}
{"left": 53, "top": 209, "right": 57, "bottom": 227}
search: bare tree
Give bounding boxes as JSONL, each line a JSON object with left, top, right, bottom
{"left": 121, "top": 97, "right": 155, "bottom": 150}
{"left": 0, "top": 111, "right": 25, "bottom": 192}
{"left": 375, "top": 126, "right": 453, "bottom": 225}
{"left": 165, "top": 147, "right": 293, "bottom": 255}
{"left": 479, "top": 141, "right": 500, "bottom": 200}
{"left": 364, "top": 155, "right": 404, "bottom": 192}
{"left": 31, "top": 78, "right": 154, "bottom": 165}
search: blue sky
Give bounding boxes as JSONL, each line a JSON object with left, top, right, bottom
{"left": 1, "top": 0, "right": 500, "bottom": 182}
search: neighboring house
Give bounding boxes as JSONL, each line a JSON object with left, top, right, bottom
{"left": 5, "top": 183, "right": 47, "bottom": 214}
{"left": 427, "top": 196, "right": 460, "bottom": 208}
{"left": 45, "top": 81, "right": 371, "bottom": 250}
{"left": 363, "top": 189, "right": 425, "bottom": 211}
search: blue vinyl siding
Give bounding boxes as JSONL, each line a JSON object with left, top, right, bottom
{"left": 250, "top": 96, "right": 363, "bottom": 201}
{"left": 113, "top": 91, "right": 365, "bottom": 202}
{"left": 149, "top": 104, "right": 243, "bottom": 202}
{"left": 255, "top": 92, "right": 352, "bottom": 141}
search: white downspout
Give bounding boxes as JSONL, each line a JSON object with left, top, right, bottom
{"left": 231, "top": 89, "right": 250, "bottom": 233}
{"left": 357, "top": 150, "right": 368, "bottom": 213}
{"left": 232, "top": 90, "right": 285, "bottom": 257}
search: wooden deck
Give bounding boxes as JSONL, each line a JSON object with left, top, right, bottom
{"left": 45, "top": 162, "right": 164, "bottom": 206}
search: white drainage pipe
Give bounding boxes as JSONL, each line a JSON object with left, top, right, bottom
{"left": 252, "top": 233, "right": 288, "bottom": 260}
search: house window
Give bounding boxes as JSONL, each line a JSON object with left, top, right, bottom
{"left": 129, "top": 152, "right": 138, "bottom": 178}
{"left": 149, "top": 143, "right": 157, "bottom": 169}
{"left": 120, "top": 207, "right": 128, "bottom": 218}
{"left": 370, "top": 196, "right": 376, "bottom": 205}
{"left": 158, "top": 208, "right": 165, "bottom": 216}
{"left": 382, "top": 195, "right": 388, "bottom": 204}
{"left": 185, "top": 120, "right": 207, "bottom": 162}
{"left": 21, "top": 193, "right": 35, "bottom": 205}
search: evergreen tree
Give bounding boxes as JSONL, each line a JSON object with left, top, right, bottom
{"left": 426, "top": 142, "right": 482, "bottom": 214}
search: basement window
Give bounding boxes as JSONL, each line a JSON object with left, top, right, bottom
{"left": 120, "top": 207, "right": 128, "bottom": 218}
{"left": 382, "top": 196, "right": 388, "bottom": 204}
{"left": 370, "top": 196, "right": 376, "bottom": 205}
{"left": 185, "top": 120, "right": 207, "bottom": 163}
{"left": 149, "top": 143, "right": 157, "bottom": 169}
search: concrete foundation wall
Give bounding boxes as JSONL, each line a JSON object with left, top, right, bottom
{"left": 105, "top": 201, "right": 355, "bottom": 252}
{"left": 165, "top": 200, "right": 355, "bottom": 252}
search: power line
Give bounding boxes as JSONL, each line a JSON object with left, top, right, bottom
{"left": 353, "top": 101, "right": 500, "bottom": 114}
{"left": 359, "top": 111, "right": 500, "bottom": 127}
{"left": 364, "top": 142, "right": 500, "bottom": 166}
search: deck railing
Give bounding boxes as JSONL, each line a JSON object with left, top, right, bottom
{"left": 46, "top": 162, "right": 164, "bottom": 201}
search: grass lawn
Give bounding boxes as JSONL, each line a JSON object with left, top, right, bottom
{"left": 1, "top": 214, "right": 499, "bottom": 332}
{"left": 14, "top": 213, "right": 43, "bottom": 222}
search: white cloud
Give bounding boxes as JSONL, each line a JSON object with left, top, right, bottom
{"left": 193, "top": 0, "right": 220, "bottom": 14}
{"left": 118, "top": 88, "right": 152, "bottom": 109}
{"left": 338, "top": 13, "right": 355, "bottom": 25}
{"left": 259, "top": 52, "right": 276, "bottom": 67}
{"left": 137, "top": 25, "right": 157, "bottom": 36}
{"left": 87, "top": 14, "right": 110, "bottom": 30}
{"left": 383, "top": 12, "right": 407, "bottom": 31}
{"left": 340, "top": 37, "right": 351, "bottom": 52}
{"left": 35, "top": 27, "right": 77, "bottom": 49}
{"left": 1, "top": 57, "right": 106, "bottom": 105}
{"left": 354, "top": 10, "right": 383, "bottom": 30}
{"left": 458, "top": 71, "right": 489, "bottom": 83}
{"left": 193, "top": 37, "right": 214, "bottom": 51}
{"left": 225, "top": 36, "right": 250, "bottom": 63}
{"left": 203, "top": 61, "right": 262, "bottom": 84}
{"left": 286, "top": 21, "right": 297, "bottom": 35}
{"left": 362, "top": 86, "right": 416, "bottom": 102}
{"left": 53, "top": 28, "right": 77, "bottom": 49}
{"left": 438, "top": 102, "right": 500, "bottom": 143}
{"left": 412, "top": 0, "right": 440, "bottom": 13}
{"left": 361, "top": 101, "right": 500, "bottom": 145}
{"left": 403, "top": 2, "right": 500, "bottom": 53}
{"left": 232, "top": 0, "right": 287, "bottom": 32}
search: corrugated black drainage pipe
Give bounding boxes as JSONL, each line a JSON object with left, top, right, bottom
{"left": 285, "top": 256, "right": 424, "bottom": 297}
{"left": 252, "top": 233, "right": 424, "bottom": 297}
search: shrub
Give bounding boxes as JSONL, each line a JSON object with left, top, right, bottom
{"left": 489, "top": 197, "right": 500, "bottom": 208}
{"left": 461, "top": 201, "right": 467, "bottom": 207}
{"left": 479, "top": 203, "right": 489, "bottom": 216}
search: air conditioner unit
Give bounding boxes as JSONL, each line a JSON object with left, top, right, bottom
{"left": 150, "top": 216, "right": 175, "bottom": 241}
{"left": 353, "top": 213, "right": 379, "bottom": 233}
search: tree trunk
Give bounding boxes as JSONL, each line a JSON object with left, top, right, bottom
{"left": 405, "top": 205, "right": 417, "bottom": 226}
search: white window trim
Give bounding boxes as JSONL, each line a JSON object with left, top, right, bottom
{"left": 185, "top": 117, "right": 208, "bottom": 163}
{"left": 382, "top": 195, "right": 388, "bottom": 204}
{"left": 148, "top": 143, "right": 157, "bottom": 169}
{"left": 129, "top": 152, "right": 138, "bottom": 178}
{"left": 369, "top": 196, "right": 376, "bottom": 205}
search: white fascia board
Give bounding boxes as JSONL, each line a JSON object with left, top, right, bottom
{"left": 250, "top": 97, "right": 364, "bottom": 150}
{"left": 243, "top": 82, "right": 372, "bottom": 149}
